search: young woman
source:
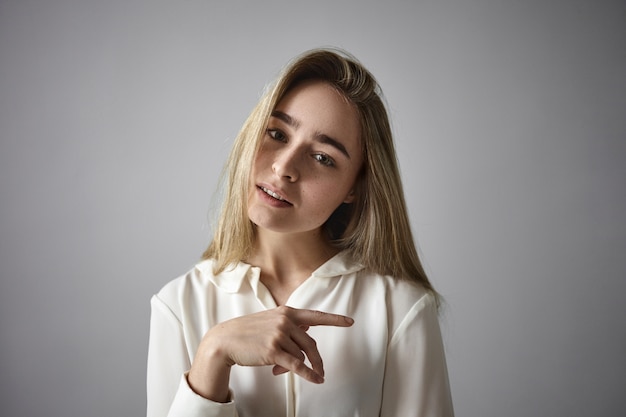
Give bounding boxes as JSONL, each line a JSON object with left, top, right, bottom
{"left": 147, "top": 48, "right": 454, "bottom": 417}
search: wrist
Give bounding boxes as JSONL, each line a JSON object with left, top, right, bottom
{"left": 188, "top": 342, "right": 233, "bottom": 402}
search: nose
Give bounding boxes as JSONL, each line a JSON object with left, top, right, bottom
{"left": 272, "top": 147, "right": 300, "bottom": 182}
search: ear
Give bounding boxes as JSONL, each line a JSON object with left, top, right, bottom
{"left": 343, "top": 189, "right": 356, "bottom": 204}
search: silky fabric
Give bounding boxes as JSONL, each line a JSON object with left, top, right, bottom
{"left": 147, "top": 251, "right": 454, "bottom": 417}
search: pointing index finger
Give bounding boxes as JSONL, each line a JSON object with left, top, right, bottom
{"left": 291, "top": 309, "right": 354, "bottom": 327}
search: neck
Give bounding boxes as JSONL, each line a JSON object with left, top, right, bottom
{"left": 245, "top": 228, "right": 338, "bottom": 303}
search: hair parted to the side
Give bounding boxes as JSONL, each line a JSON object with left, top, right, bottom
{"left": 203, "top": 47, "right": 438, "bottom": 300}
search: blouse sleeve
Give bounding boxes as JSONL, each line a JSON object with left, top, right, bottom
{"left": 147, "top": 294, "right": 238, "bottom": 417}
{"left": 380, "top": 293, "right": 454, "bottom": 417}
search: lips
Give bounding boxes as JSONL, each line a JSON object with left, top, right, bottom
{"left": 257, "top": 185, "right": 292, "bottom": 205}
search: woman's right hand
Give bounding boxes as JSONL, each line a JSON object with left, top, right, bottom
{"left": 187, "top": 306, "right": 354, "bottom": 402}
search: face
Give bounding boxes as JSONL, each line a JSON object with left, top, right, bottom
{"left": 248, "top": 80, "right": 363, "bottom": 237}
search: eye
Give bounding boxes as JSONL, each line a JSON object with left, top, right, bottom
{"left": 313, "top": 153, "right": 335, "bottom": 167}
{"left": 267, "top": 128, "right": 287, "bottom": 142}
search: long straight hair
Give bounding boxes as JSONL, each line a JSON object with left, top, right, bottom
{"left": 203, "top": 48, "right": 438, "bottom": 299}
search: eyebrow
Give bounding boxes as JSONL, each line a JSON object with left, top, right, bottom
{"left": 271, "top": 110, "right": 351, "bottom": 159}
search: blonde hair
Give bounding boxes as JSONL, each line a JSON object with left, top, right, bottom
{"left": 203, "top": 48, "right": 437, "bottom": 297}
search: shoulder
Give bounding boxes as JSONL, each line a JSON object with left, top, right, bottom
{"left": 155, "top": 259, "right": 213, "bottom": 301}
{"left": 356, "top": 268, "right": 432, "bottom": 305}
{"left": 353, "top": 268, "right": 438, "bottom": 334}
{"left": 153, "top": 259, "right": 251, "bottom": 316}
{"left": 327, "top": 251, "right": 435, "bottom": 313}
{"left": 389, "top": 276, "right": 437, "bottom": 315}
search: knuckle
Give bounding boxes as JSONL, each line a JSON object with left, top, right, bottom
{"left": 290, "top": 357, "right": 307, "bottom": 372}
{"left": 268, "top": 329, "right": 284, "bottom": 344}
{"left": 274, "top": 314, "right": 291, "bottom": 330}
{"left": 310, "top": 310, "right": 333, "bottom": 324}
{"left": 311, "top": 310, "right": 325, "bottom": 318}
{"left": 276, "top": 305, "right": 292, "bottom": 315}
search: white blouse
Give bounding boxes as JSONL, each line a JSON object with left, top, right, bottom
{"left": 147, "top": 251, "right": 454, "bottom": 417}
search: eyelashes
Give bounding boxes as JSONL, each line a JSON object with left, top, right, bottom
{"left": 313, "top": 153, "right": 334, "bottom": 167}
{"left": 266, "top": 128, "right": 336, "bottom": 168}
{"left": 267, "top": 128, "right": 287, "bottom": 142}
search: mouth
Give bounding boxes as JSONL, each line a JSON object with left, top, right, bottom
{"left": 258, "top": 186, "right": 292, "bottom": 205}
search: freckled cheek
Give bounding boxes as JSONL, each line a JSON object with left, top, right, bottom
{"left": 304, "top": 179, "right": 346, "bottom": 215}
{"left": 251, "top": 151, "right": 269, "bottom": 177}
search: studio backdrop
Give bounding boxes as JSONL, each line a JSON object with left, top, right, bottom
{"left": 1, "top": 1, "right": 624, "bottom": 416}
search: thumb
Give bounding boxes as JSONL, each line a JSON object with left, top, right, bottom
{"left": 272, "top": 365, "right": 289, "bottom": 376}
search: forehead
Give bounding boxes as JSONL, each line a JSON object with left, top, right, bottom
{"left": 274, "top": 80, "right": 362, "bottom": 153}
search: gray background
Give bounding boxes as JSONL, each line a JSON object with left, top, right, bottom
{"left": 1, "top": 0, "right": 624, "bottom": 416}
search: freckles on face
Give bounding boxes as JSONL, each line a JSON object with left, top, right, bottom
{"left": 247, "top": 80, "right": 363, "bottom": 235}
